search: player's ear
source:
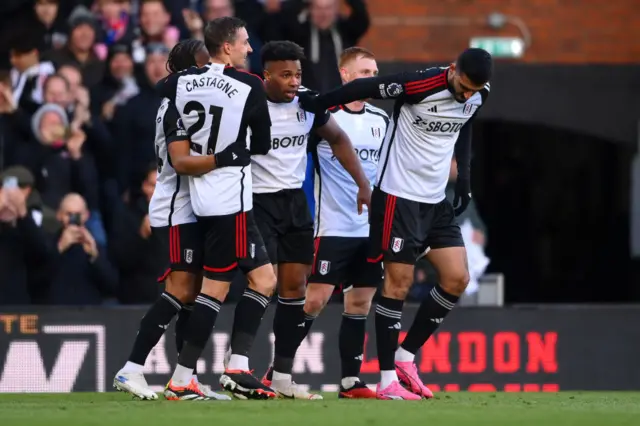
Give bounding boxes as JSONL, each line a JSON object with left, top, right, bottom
{"left": 339, "top": 67, "right": 348, "bottom": 81}
{"left": 263, "top": 70, "right": 271, "bottom": 82}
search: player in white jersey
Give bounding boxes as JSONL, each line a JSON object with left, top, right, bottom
{"left": 252, "top": 41, "right": 371, "bottom": 399}
{"left": 156, "top": 17, "right": 277, "bottom": 401}
{"left": 300, "top": 48, "right": 492, "bottom": 400}
{"left": 274, "top": 47, "right": 385, "bottom": 399}
{"left": 114, "top": 40, "right": 230, "bottom": 401}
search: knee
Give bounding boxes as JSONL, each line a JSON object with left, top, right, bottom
{"left": 166, "top": 280, "right": 197, "bottom": 304}
{"left": 249, "top": 266, "right": 278, "bottom": 297}
{"left": 384, "top": 268, "right": 414, "bottom": 300}
{"left": 440, "top": 270, "right": 470, "bottom": 297}
{"left": 305, "top": 292, "right": 327, "bottom": 316}
{"left": 345, "top": 297, "right": 371, "bottom": 316}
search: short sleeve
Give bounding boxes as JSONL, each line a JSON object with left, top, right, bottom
{"left": 163, "top": 102, "right": 188, "bottom": 144}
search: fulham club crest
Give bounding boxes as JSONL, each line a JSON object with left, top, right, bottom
{"left": 391, "top": 238, "right": 404, "bottom": 253}
{"left": 371, "top": 127, "right": 382, "bottom": 138}
{"left": 463, "top": 104, "right": 475, "bottom": 115}
{"left": 184, "top": 249, "right": 193, "bottom": 264}
{"left": 319, "top": 260, "right": 331, "bottom": 275}
{"left": 297, "top": 111, "right": 307, "bottom": 122}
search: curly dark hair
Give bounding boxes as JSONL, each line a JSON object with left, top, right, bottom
{"left": 260, "top": 41, "right": 305, "bottom": 67}
{"left": 166, "top": 39, "right": 206, "bottom": 74}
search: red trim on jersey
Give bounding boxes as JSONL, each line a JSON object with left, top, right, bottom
{"left": 203, "top": 262, "right": 238, "bottom": 272}
{"left": 382, "top": 194, "right": 397, "bottom": 250}
{"left": 169, "top": 227, "right": 175, "bottom": 263}
{"left": 235, "top": 212, "right": 247, "bottom": 258}
{"left": 157, "top": 268, "right": 171, "bottom": 283}
{"left": 311, "top": 237, "right": 321, "bottom": 274}
{"left": 175, "top": 226, "right": 181, "bottom": 263}
{"left": 405, "top": 73, "right": 446, "bottom": 95}
{"left": 224, "top": 65, "right": 263, "bottom": 81}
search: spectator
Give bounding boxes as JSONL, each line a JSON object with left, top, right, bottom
{"left": 94, "top": 0, "right": 136, "bottom": 55}
{"left": 47, "top": 192, "right": 118, "bottom": 305}
{"left": 112, "top": 43, "right": 168, "bottom": 196}
{"left": 278, "top": 0, "right": 370, "bottom": 91}
{"left": 34, "top": 0, "right": 69, "bottom": 51}
{"left": 0, "top": 70, "right": 34, "bottom": 168}
{"left": 92, "top": 44, "right": 139, "bottom": 123}
{"left": 21, "top": 103, "right": 100, "bottom": 217}
{"left": 131, "top": 0, "right": 180, "bottom": 64}
{"left": 45, "top": 7, "right": 105, "bottom": 88}
{"left": 9, "top": 33, "right": 56, "bottom": 114}
{"left": 110, "top": 163, "right": 165, "bottom": 304}
{"left": 0, "top": 170, "right": 54, "bottom": 305}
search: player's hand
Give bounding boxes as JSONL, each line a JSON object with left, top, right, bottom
{"left": 139, "top": 215, "right": 152, "bottom": 239}
{"left": 453, "top": 177, "right": 471, "bottom": 216}
{"left": 297, "top": 90, "right": 321, "bottom": 113}
{"left": 214, "top": 141, "right": 251, "bottom": 168}
{"left": 356, "top": 184, "right": 371, "bottom": 215}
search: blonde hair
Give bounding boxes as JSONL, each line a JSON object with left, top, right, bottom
{"left": 339, "top": 47, "right": 375, "bottom": 68}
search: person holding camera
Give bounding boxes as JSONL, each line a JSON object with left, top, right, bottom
{"left": 0, "top": 172, "right": 55, "bottom": 305}
{"left": 47, "top": 192, "right": 117, "bottom": 305}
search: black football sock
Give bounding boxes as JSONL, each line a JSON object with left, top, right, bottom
{"left": 177, "top": 294, "right": 221, "bottom": 369}
{"left": 401, "top": 285, "right": 459, "bottom": 354}
{"left": 264, "top": 312, "right": 316, "bottom": 382}
{"left": 374, "top": 296, "right": 404, "bottom": 371}
{"left": 128, "top": 292, "right": 182, "bottom": 365}
{"left": 272, "top": 296, "right": 307, "bottom": 375}
{"left": 230, "top": 288, "right": 270, "bottom": 358}
{"left": 175, "top": 304, "right": 193, "bottom": 355}
{"left": 340, "top": 312, "right": 367, "bottom": 379}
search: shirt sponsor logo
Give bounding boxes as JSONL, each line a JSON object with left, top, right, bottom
{"left": 412, "top": 116, "right": 465, "bottom": 133}
{"left": 271, "top": 134, "right": 307, "bottom": 150}
{"left": 332, "top": 148, "right": 379, "bottom": 162}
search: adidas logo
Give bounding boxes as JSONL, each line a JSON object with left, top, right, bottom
{"left": 427, "top": 105, "right": 438, "bottom": 113}
{"left": 232, "top": 153, "right": 238, "bottom": 160}
{"left": 430, "top": 318, "right": 444, "bottom": 324}
{"left": 388, "top": 322, "right": 401, "bottom": 330}
{"left": 354, "top": 354, "right": 363, "bottom": 361}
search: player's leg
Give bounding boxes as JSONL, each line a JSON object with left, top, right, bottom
{"left": 165, "top": 217, "right": 234, "bottom": 400}
{"left": 396, "top": 201, "right": 467, "bottom": 398}
{"left": 337, "top": 239, "right": 381, "bottom": 399}
{"left": 219, "top": 210, "right": 278, "bottom": 400}
{"left": 114, "top": 225, "right": 200, "bottom": 400}
{"left": 368, "top": 188, "right": 422, "bottom": 400}
{"left": 269, "top": 190, "right": 322, "bottom": 399}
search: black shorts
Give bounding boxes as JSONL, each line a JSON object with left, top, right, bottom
{"left": 197, "top": 209, "right": 270, "bottom": 281}
{"left": 153, "top": 223, "right": 203, "bottom": 280}
{"left": 368, "top": 187, "right": 464, "bottom": 264}
{"left": 309, "top": 236, "right": 383, "bottom": 289}
{"left": 253, "top": 188, "right": 314, "bottom": 265}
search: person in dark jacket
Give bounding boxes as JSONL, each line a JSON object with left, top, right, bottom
{"left": 111, "top": 43, "right": 168, "bottom": 196}
{"left": 0, "top": 169, "right": 55, "bottom": 305}
{"left": 110, "top": 164, "right": 165, "bottom": 304}
{"left": 48, "top": 192, "right": 118, "bottom": 305}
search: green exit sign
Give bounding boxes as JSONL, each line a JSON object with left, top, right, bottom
{"left": 470, "top": 37, "right": 525, "bottom": 58}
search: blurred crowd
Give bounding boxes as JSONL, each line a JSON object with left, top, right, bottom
{"left": 0, "top": 0, "right": 371, "bottom": 305}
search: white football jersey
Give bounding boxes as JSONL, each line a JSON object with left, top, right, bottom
{"left": 313, "top": 103, "right": 388, "bottom": 237}
{"left": 159, "top": 63, "right": 271, "bottom": 216}
{"left": 251, "top": 91, "right": 330, "bottom": 193}
{"left": 148, "top": 98, "right": 195, "bottom": 227}
{"left": 376, "top": 67, "right": 489, "bottom": 203}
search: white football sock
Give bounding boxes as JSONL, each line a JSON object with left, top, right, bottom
{"left": 228, "top": 354, "right": 249, "bottom": 371}
{"left": 341, "top": 377, "right": 359, "bottom": 389}
{"left": 395, "top": 346, "right": 415, "bottom": 362}
{"left": 272, "top": 371, "right": 292, "bottom": 382}
{"left": 171, "top": 364, "right": 194, "bottom": 387}
{"left": 120, "top": 361, "right": 144, "bottom": 374}
{"left": 380, "top": 370, "right": 398, "bottom": 389}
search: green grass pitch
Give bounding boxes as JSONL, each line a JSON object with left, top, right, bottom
{"left": 1, "top": 392, "right": 638, "bottom": 426}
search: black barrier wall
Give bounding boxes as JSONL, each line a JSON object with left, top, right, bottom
{"left": 1, "top": 306, "right": 639, "bottom": 392}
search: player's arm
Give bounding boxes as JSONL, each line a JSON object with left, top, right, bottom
{"left": 305, "top": 69, "right": 442, "bottom": 111}
{"left": 245, "top": 80, "right": 272, "bottom": 156}
{"left": 315, "top": 114, "right": 371, "bottom": 214}
{"left": 165, "top": 103, "right": 248, "bottom": 175}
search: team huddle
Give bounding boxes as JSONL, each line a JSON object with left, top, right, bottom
{"left": 113, "top": 16, "right": 492, "bottom": 401}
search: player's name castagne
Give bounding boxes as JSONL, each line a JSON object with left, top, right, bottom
{"left": 185, "top": 75, "right": 239, "bottom": 98}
